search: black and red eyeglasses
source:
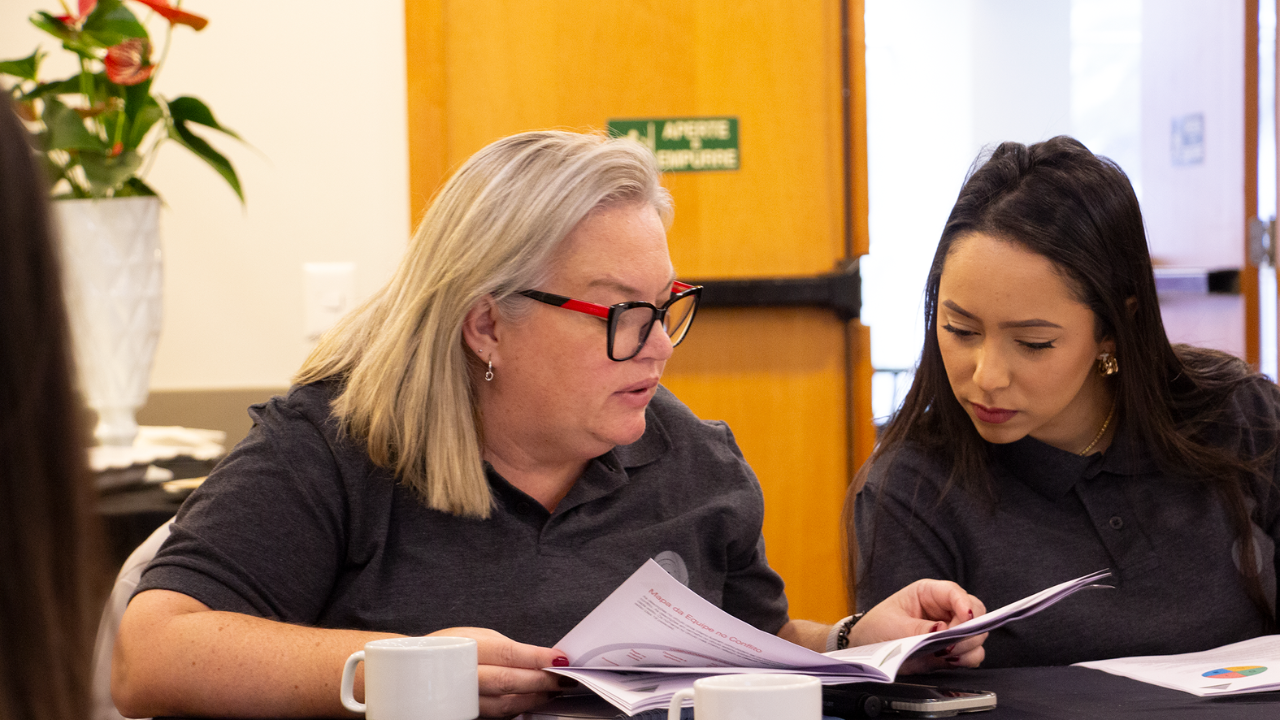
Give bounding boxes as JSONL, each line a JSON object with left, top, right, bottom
{"left": 518, "top": 281, "right": 702, "bottom": 361}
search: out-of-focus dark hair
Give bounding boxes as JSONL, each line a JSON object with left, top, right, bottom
{"left": 0, "top": 98, "right": 104, "bottom": 720}
{"left": 846, "top": 136, "right": 1277, "bottom": 625}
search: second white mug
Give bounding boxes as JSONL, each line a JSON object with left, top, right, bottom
{"left": 340, "top": 636, "right": 479, "bottom": 720}
{"left": 666, "top": 673, "right": 822, "bottom": 720}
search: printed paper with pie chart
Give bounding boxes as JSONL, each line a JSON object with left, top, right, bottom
{"left": 1076, "top": 636, "right": 1280, "bottom": 696}
{"left": 1202, "top": 665, "right": 1267, "bottom": 680}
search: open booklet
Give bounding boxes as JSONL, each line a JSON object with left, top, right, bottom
{"left": 547, "top": 560, "right": 1112, "bottom": 715}
{"left": 1074, "top": 634, "right": 1280, "bottom": 696}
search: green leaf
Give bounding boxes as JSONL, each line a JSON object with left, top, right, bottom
{"left": 0, "top": 49, "right": 44, "bottom": 82}
{"left": 61, "top": 39, "right": 101, "bottom": 61}
{"left": 125, "top": 96, "right": 162, "bottom": 149}
{"left": 168, "top": 96, "right": 242, "bottom": 140}
{"left": 169, "top": 120, "right": 244, "bottom": 203}
{"left": 23, "top": 76, "right": 81, "bottom": 100}
{"left": 30, "top": 12, "right": 106, "bottom": 56}
{"left": 123, "top": 79, "right": 151, "bottom": 118}
{"left": 38, "top": 152, "right": 70, "bottom": 186}
{"left": 82, "top": 0, "right": 148, "bottom": 47}
{"left": 113, "top": 176, "right": 158, "bottom": 197}
{"left": 103, "top": 110, "right": 124, "bottom": 147}
{"left": 31, "top": 12, "right": 77, "bottom": 43}
{"left": 93, "top": 71, "right": 125, "bottom": 106}
{"left": 79, "top": 148, "right": 142, "bottom": 195}
{"left": 102, "top": 86, "right": 162, "bottom": 152}
{"left": 42, "top": 96, "right": 104, "bottom": 152}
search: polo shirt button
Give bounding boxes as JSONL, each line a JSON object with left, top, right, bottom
{"left": 516, "top": 501, "right": 533, "bottom": 515}
{"left": 1109, "top": 516, "right": 1124, "bottom": 530}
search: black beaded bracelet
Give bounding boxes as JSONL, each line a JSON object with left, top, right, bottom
{"left": 835, "top": 611, "right": 866, "bottom": 650}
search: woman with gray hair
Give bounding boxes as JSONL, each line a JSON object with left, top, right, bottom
{"left": 112, "top": 130, "right": 985, "bottom": 719}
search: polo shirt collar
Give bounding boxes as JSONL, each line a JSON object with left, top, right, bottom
{"left": 562, "top": 402, "right": 673, "bottom": 510}
{"left": 560, "top": 399, "right": 675, "bottom": 507}
{"left": 988, "top": 422, "right": 1156, "bottom": 500}
{"left": 990, "top": 436, "right": 1092, "bottom": 500}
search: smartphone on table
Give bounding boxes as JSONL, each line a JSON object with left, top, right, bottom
{"left": 823, "top": 682, "right": 997, "bottom": 718}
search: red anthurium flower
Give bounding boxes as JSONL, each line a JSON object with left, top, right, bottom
{"left": 78, "top": 0, "right": 98, "bottom": 18}
{"left": 104, "top": 38, "right": 154, "bottom": 85}
{"left": 109, "top": 141, "right": 124, "bottom": 157}
{"left": 129, "top": 0, "right": 208, "bottom": 31}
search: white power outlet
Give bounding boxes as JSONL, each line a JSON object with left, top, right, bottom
{"left": 304, "top": 262, "right": 356, "bottom": 341}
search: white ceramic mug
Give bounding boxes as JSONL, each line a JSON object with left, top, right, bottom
{"left": 340, "top": 636, "right": 479, "bottom": 720}
{"left": 666, "top": 673, "right": 821, "bottom": 720}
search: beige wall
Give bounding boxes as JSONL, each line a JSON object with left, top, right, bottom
{"left": 1142, "top": 0, "right": 1249, "bottom": 360}
{"left": 1, "top": 0, "right": 411, "bottom": 391}
{"left": 1142, "top": 0, "right": 1246, "bottom": 270}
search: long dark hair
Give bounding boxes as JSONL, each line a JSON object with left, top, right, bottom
{"left": 0, "top": 99, "right": 104, "bottom": 720}
{"left": 846, "top": 136, "right": 1277, "bottom": 623}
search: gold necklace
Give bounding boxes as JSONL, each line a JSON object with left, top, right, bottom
{"left": 1078, "top": 402, "right": 1116, "bottom": 456}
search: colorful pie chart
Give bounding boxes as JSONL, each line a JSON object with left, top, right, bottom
{"left": 1202, "top": 666, "right": 1267, "bottom": 679}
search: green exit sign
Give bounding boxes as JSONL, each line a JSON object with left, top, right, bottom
{"left": 607, "top": 117, "right": 740, "bottom": 172}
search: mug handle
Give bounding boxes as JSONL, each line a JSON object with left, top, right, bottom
{"left": 668, "top": 687, "right": 694, "bottom": 720}
{"left": 340, "top": 650, "right": 367, "bottom": 714}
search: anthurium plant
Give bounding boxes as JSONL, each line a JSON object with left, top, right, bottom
{"left": 0, "top": 0, "right": 243, "bottom": 202}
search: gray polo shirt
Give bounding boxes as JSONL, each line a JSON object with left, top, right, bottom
{"left": 137, "top": 382, "right": 791, "bottom": 648}
{"left": 856, "top": 379, "right": 1280, "bottom": 667}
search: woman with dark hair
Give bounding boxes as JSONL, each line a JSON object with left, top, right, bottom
{"left": 849, "top": 135, "right": 1280, "bottom": 667}
{"left": 0, "top": 100, "right": 105, "bottom": 720}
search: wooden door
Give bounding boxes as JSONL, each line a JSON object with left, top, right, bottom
{"left": 404, "top": 1, "right": 871, "bottom": 621}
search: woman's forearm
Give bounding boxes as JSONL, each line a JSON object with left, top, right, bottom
{"left": 113, "top": 589, "right": 399, "bottom": 718}
{"left": 777, "top": 618, "right": 834, "bottom": 652}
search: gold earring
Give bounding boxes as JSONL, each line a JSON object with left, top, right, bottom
{"left": 485, "top": 358, "right": 494, "bottom": 382}
{"left": 1097, "top": 352, "right": 1118, "bottom": 376}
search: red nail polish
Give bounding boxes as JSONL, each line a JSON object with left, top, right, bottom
{"left": 946, "top": 656, "right": 961, "bottom": 663}
{"left": 932, "top": 622, "right": 946, "bottom": 633}
{"left": 968, "top": 609, "right": 974, "bottom": 619}
{"left": 552, "top": 656, "right": 570, "bottom": 667}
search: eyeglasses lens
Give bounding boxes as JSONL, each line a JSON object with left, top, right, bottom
{"left": 662, "top": 292, "right": 697, "bottom": 345}
{"left": 612, "top": 292, "right": 699, "bottom": 361}
{"left": 613, "top": 307, "right": 656, "bottom": 360}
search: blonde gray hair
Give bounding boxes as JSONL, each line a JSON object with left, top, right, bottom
{"left": 295, "top": 130, "right": 672, "bottom": 518}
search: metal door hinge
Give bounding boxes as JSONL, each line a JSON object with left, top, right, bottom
{"left": 1248, "top": 216, "right": 1277, "bottom": 267}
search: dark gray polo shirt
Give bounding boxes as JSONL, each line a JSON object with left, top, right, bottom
{"left": 137, "top": 382, "right": 790, "bottom": 648}
{"left": 856, "top": 380, "right": 1280, "bottom": 667}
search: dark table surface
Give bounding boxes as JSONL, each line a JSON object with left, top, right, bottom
{"left": 161, "top": 664, "right": 1280, "bottom": 719}
{"left": 899, "top": 665, "right": 1280, "bottom": 719}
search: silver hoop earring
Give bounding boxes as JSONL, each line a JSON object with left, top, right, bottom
{"left": 485, "top": 359, "right": 494, "bottom": 382}
{"left": 1097, "top": 352, "right": 1119, "bottom": 377}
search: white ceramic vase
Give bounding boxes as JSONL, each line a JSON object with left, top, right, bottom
{"left": 54, "top": 196, "right": 163, "bottom": 447}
